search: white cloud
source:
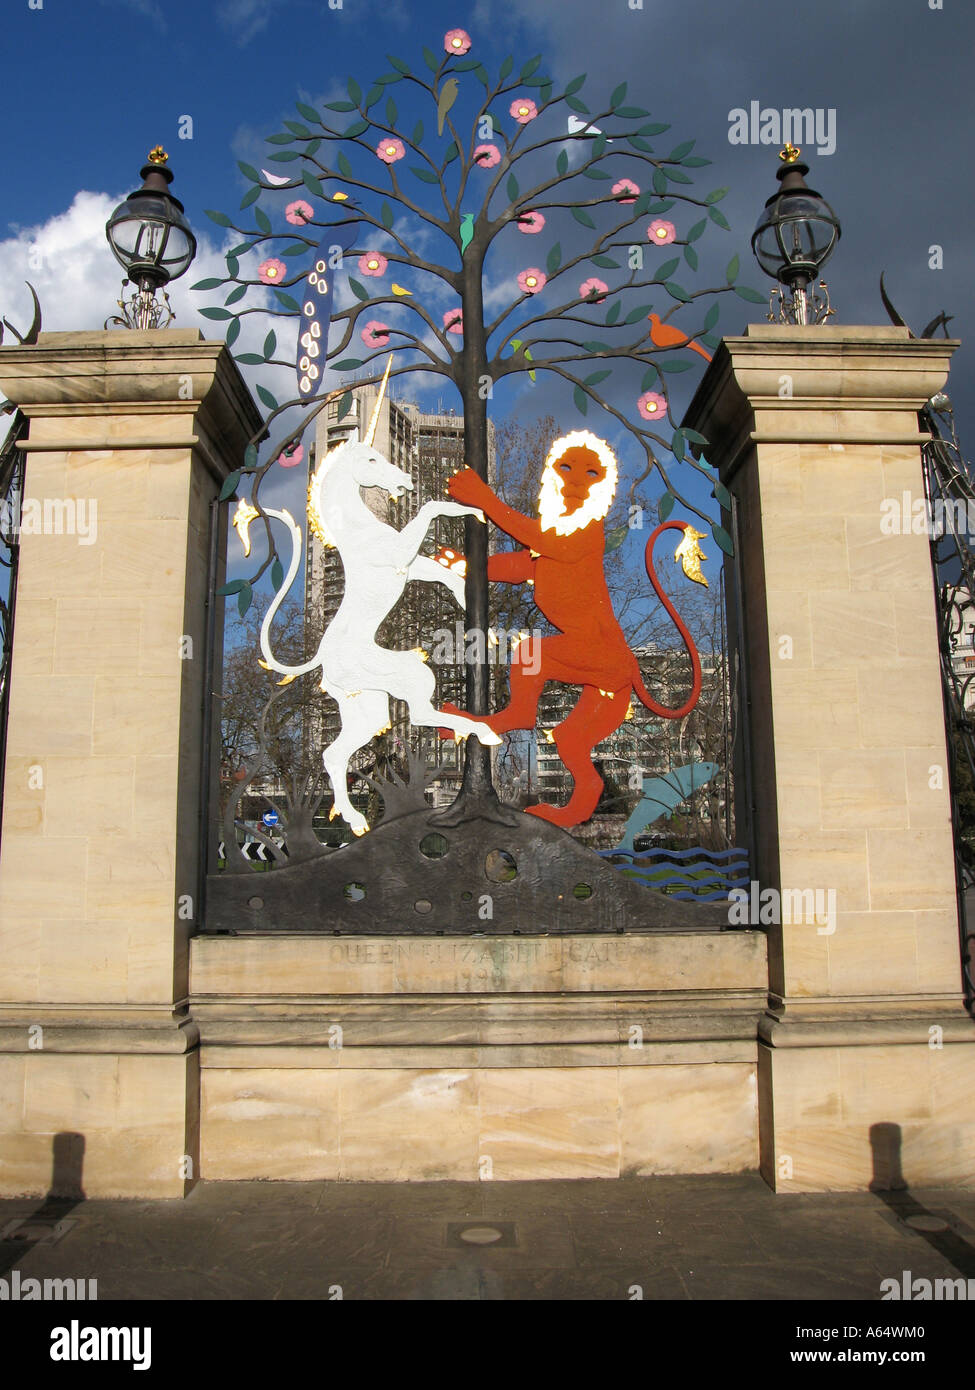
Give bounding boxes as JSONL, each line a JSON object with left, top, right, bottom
{"left": 97, "top": 0, "right": 166, "bottom": 29}
{"left": 216, "top": 0, "right": 287, "bottom": 47}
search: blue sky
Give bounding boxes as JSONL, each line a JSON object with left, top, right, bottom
{"left": 2, "top": 0, "right": 972, "bottom": 590}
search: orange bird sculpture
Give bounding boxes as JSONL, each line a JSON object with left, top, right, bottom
{"left": 647, "top": 312, "right": 712, "bottom": 363}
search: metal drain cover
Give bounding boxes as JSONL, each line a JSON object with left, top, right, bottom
{"left": 447, "top": 1221, "right": 516, "bottom": 1249}
{"left": 0, "top": 1217, "right": 78, "bottom": 1245}
{"left": 904, "top": 1214, "right": 951, "bottom": 1233}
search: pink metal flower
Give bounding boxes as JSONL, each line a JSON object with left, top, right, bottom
{"left": 517, "top": 211, "right": 545, "bottom": 234}
{"left": 285, "top": 199, "right": 314, "bottom": 225}
{"left": 612, "top": 178, "right": 639, "bottom": 204}
{"left": 277, "top": 443, "right": 305, "bottom": 469}
{"left": 517, "top": 268, "right": 546, "bottom": 294}
{"left": 443, "top": 309, "right": 463, "bottom": 335}
{"left": 362, "top": 320, "right": 391, "bottom": 347}
{"left": 648, "top": 219, "right": 677, "bottom": 246}
{"left": 579, "top": 277, "right": 609, "bottom": 301}
{"left": 376, "top": 138, "right": 406, "bottom": 164}
{"left": 637, "top": 390, "right": 668, "bottom": 421}
{"left": 473, "top": 143, "right": 501, "bottom": 168}
{"left": 257, "top": 258, "right": 287, "bottom": 284}
{"left": 510, "top": 97, "right": 538, "bottom": 125}
{"left": 358, "top": 252, "right": 388, "bottom": 277}
{"left": 444, "top": 28, "right": 472, "bottom": 54}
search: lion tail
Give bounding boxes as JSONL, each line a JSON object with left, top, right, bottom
{"left": 632, "top": 520, "right": 703, "bottom": 719}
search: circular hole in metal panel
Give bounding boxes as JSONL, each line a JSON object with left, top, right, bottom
{"left": 485, "top": 849, "right": 517, "bottom": 882}
{"left": 344, "top": 882, "right": 366, "bottom": 902}
{"left": 247, "top": 896, "right": 264, "bottom": 910}
{"left": 573, "top": 883, "right": 593, "bottom": 900}
{"left": 419, "top": 832, "right": 449, "bottom": 859}
{"left": 414, "top": 899, "right": 433, "bottom": 914}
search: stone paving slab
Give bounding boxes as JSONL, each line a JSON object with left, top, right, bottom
{"left": 2, "top": 1173, "right": 974, "bottom": 1301}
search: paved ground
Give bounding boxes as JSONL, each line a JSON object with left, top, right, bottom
{"left": 2, "top": 1173, "right": 974, "bottom": 1300}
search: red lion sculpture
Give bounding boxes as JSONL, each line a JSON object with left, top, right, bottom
{"left": 440, "top": 429, "right": 708, "bottom": 828}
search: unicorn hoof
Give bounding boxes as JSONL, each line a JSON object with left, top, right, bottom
{"left": 475, "top": 724, "right": 503, "bottom": 746}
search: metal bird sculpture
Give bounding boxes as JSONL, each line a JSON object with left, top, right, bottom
{"left": 647, "top": 312, "right": 712, "bottom": 362}
{"left": 391, "top": 283, "right": 413, "bottom": 297}
{"left": 459, "top": 212, "right": 475, "bottom": 256}
{"left": 437, "top": 77, "right": 459, "bottom": 135}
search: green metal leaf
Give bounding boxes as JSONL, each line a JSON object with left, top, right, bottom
{"left": 347, "top": 78, "right": 362, "bottom": 104}
{"left": 337, "top": 390, "right": 353, "bottom": 421}
{"left": 199, "top": 307, "right": 233, "bottom": 320}
{"left": 338, "top": 153, "right": 353, "bottom": 178}
{"left": 556, "top": 150, "right": 569, "bottom": 177}
{"left": 239, "top": 186, "right": 261, "bottom": 210}
{"left": 584, "top": 369, "right": 612, "bottom": 385}
{"left": 573, "top": 385, "right": 588, "bottom": 415}
{"left": 271, "top": 558, "right": 284, "bottom": 591}
{"left": 283, "top": 121, "right": 311, "bottom": 137}
{"left": 274, "top": 291, "right": 301, "bottom": 312}
{"left": 566, "top": 95, "right": 590, "bottom": 114}
{"left": 333, "top": 358, "right": 364, "bottom": 370}
{"left": 616, "top": 106, "right": 648, "bottom": 118}
{"left": 591, "top": 255, "right": 620, "bottom": 270}
{"left": 412, "top": 120, "right": 424, "bottom": 145}
{"left": 581, "top": 167, "right": 612, "bottom": 179}
{"left": 507, "top": 173, "right": 519, "bottom": 201}
{"left": 657, "top": 358, "right": 693, "bottom": 372}
{"left": 726, "top": 254, "right": 740, "bottom": 284}
{"left": 381, "top": 201, "right": 394, "bottom": 230}
{"left": 499, "top": 55, "right": 514, "bottom": 79}
{"left": 256, "top": 385, "right": 279, "bottom": 412}
{"left": 703, "top": 303, "right": 720, "bottom": 332}
{"left": 237, "top": 582, "right": 253, "bottom": 619}
{"left": 219, "top": 470, "right": 242, "bottom": 501}
{"left": 411, "top": 167, "right": 440, "bottom": 183}
{"left": 191, "top": 278, "right": 223, "bottom": 291}
{"left": 226, "top": 316, "right": 241, "bottom": 347}
{"left": 244, "top": 444, "right": 259, "bottom": 468}
{"left": 711, "top": 523, "right": 734, "bottom": 556}
{"left": 386, "top": 96, "right": 398, "bottom": 126}
{"left": 687, "top": 218, "right": 707, "bottom": 243}
{"left": 254, "top": 207, "right": 272, "bottom": 235}
{"left": 265, "top": 133, "right": 296, "bottom": 145}
{"left": 228, "top": 241, "right": 256, "bottom": 257}
{"left": 348, "top": 278, "right": 370, "bottom": 302}
{"left": 705, "top": 187, "right": 729, "bottom": 203}
{"left": 652, "top": 168, "right": 668, "bottom": 195}
{"left": 263, "top": 330, "right": 277, "bottom": 359}
{"left": 546, "top": 242, "right": 562, "bottom": 275}
{"left": 564, "top": 74, "right": 586, "bottom": 96}
{"left": 226, "top": 255, "right": 240, "bottom": 279}
{"left": 658, "top": 492, "right": 675, "bottom": 522}
{"left": 735, "top": 285, "right": 766, "bottom": 303}
{"left": 641, "top": 365, "right": 659, "bottom": 391}
{"left": 639, "top": 123, "right": 670, "bottom": 136}
{"left": 605, "top": 524, "right": 628, "bottom": 552}
{"left": 364, "top": 87, "right": 383, "bottom": 109}
{"left": 610, "top": 82, "right": 627, "bottom": 108}
{"left": 669, "top": 140, "right": 695, "bottom": 160}
{"left": 344, "top": 120, "right": 369, "bottom": 138}
{"left": 301, "top": 170, "right": 324, "bottom": 198}
{"left": 296, "top": 101, "right": 320, "bottom": 122}
{"left": 664, "top": 281, "right": 691, "bottom": 303}
{"left": 225, "top": 284, "right": 247, "bottom": 305}
{"left": 625, "top": 304, "right": 652, "bottom": 324}
{"left": 663, "top": 168, "right": 692, "bottom": 184}
{"left": 387, "top": 54, "right": 411, "bottom": 75}
{"left": 682, "top": 427, "right": 709, "bottom": 446}
{"left": 683, "top": 245, "right": 698, "bottom": 272}
{"left": 218, "top": 578, "right": 245, "bottom": 595}
{"left": 701, "top": 333, "right": 721, "bottom": 350}
{"left": 645, "top": 200, "right": 675, "bottom": 216}
{"left": 628, "top": 135, "right": 655, "bottom": 153}
{"left": 521, "top": 55, "right": 542, "bottom": 79}
{"left": 268, "top": 151, "right": 301, "bottom": 162}
{"left": 713, "top": 481, "right": 732, "bottom": 510}
{"left": 654, "top": 257, "right": 680, "bottom": 281}
{"left": 325, "top": 99, "right": 356, "bottom": 112}
{"left": 671, "top": 428, "right": 685, "bottom": 461}
{"left": 571, "top": 206, "right": 596, "bottom": 229}
{"left": 234, "top": 353, "right": 264, "bottom": 365}
{"left": 583, "top": 341, "right": 611, "bottom": 353}
{"left": 605, "top": 301, "right": 621, "bottom": 325}
{"left": 205, "top": 209, "right": 232, "bottom": 227}
{"left": 238, "top": 161, "right": 261, "bottom": 182}
{"left": 444, "top": 142, "right": 460, "bottom": 165}
{"left": 683, "top": 156, "right": 711, "bottom": 167}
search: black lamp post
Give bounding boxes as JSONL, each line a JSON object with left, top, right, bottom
{"left": 751, "top": 143, "right": 840, "bottom": 325}
{"left": 105, "top": 147, "right": 196, "bottom": 329}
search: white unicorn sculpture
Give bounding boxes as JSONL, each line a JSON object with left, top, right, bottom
{"left": 232, "top": 358, "right": 500, "bottom": 837}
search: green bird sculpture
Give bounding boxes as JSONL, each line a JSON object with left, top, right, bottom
{"left": 437, "top": 77, "right": 459, "bottom": 136}
{"left": 459, "top": 212, "right": 475, "bottom": 255}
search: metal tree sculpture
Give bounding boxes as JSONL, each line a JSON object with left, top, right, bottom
{"left": 198, "top": 27, "right": 761, "bottom": 822}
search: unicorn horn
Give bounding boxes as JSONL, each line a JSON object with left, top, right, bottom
{"left": 364, "top": 355, "right": 393, "bottom": 446}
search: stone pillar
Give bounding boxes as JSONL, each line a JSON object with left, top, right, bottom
{"left": 0, "top": 330, "right": 260, "bottom": 1198}
{"left": 684, "top": 326, "right": 975, "bottom": 1191}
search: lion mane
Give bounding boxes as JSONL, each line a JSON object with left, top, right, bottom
{"left": 537, "top": 429, "right": 618, "bottom": 536}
